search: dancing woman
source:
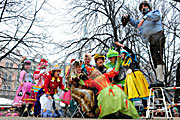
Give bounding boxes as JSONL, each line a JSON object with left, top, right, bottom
{"left": 115, "top": 42, "right": 151, "bottom": 113}
{"left": 13, "top": 57, "right": 35, "bottom": 116}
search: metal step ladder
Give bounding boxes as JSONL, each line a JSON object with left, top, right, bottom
{"left": 146, "top": 87, "right": 173, "bottom": 119}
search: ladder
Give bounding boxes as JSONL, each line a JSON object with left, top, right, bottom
{"left": 146, "top": 87, "right": 173, "bottom": 119}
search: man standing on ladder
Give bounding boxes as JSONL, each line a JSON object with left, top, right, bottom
{"left": 121, "top": 1, "right": 165, "bottom": 85}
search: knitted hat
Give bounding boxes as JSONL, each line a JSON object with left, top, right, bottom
{"left": 107, "top": 48, "right": 119, "bottom": 58}
{"left": 20, "top": 56, "right": 31, "bottom": 65}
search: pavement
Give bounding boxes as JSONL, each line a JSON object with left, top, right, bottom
{"left": 0, "top": 117, "right": 180, "bottom": 120}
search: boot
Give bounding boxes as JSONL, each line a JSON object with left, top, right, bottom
{"left": 155, "top": 65, "right": 165, "bottom": 86}
{"left": 27, "top": 104, "right": 33, "bottom": 116}
{"left": 19, "top": 104, "right": 26, "bottom": 117}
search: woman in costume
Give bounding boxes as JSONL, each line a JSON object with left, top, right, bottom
{"left": 38, "top": 64, "right": 68, "bottom": 117}
{"left": 94, "top": 53, "right": 107, "bottom": 74}
{"left": 115, "top": 42, "right": 151, "bottom": 112}
{"left": 13, "top": 56, "right": 35, "bottom": 116}
{"left": 105, "top": 48, "right": 126, "bottom": 87}
{"left": 81, "top": 53, "right": 94, "bottom": 77}
{"left": 68, "top": 59, "right": 96, "bottom": 117}
{"left": 33, "top": 58, "right": 49, "bottom": 86}
{"left": 78, "top": 56, "right": 140, "bottom": 119}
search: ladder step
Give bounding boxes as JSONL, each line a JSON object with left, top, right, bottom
{"left": 148, "top": 108, "right": 157, "bottom": 110}
{"left": 155, "top": 98, "right": 164, "bottom": 100}
{"left": 149, "top": 104, "right": 163, "bottom": 106}
{"left": 148, "top": 108, "right": 165, "bottom": 111}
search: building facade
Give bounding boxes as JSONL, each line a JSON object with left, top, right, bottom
{"left": 0, "top": 57, "right": 37, "bottom": 99}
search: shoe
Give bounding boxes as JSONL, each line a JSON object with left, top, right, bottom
{"left": 86, "top": 112, "right": 95, "bottom": 118}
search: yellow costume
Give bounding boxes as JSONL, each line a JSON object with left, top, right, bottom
{"left": 121, "top": 50, "right": 151, "bottom": 100}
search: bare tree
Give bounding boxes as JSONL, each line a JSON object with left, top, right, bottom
{"left": 55, "top": 0, "right": 127, "bottom": 62}
{"left": 0, "top": 0, "right": 64, "bottom": 98}
{"left": 0, "top": 0, "right": 59, "bottom": 61}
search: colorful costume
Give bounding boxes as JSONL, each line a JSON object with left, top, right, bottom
{"left": 121, "top": 46, "right": 150, "bottom": 100}
{"left": 40, "top": 74, "right": 65, "bottom": 117}
{"left": 80, "top": 57, "right": 140, "bottom": 119}
{"left": 13, "top": 61, "right": 35, "bottom": 106}
{"left": 33, "top": 58, "right": 48, "bottom": 86}
{"left": 105, "top": 48, "right": 125, "bottom": 87}
{"left": 34, "top": 64, "right": 67, "bottom": 117}
{"left": 13, "top": 59, "right": 35, "bottom": 117}
{"left": 69, "top": 60, "right": 95, "bottom": 113}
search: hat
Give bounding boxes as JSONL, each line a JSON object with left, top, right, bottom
{"left": 24, "top": 60, "right": 31, "bottom": 65}
{"left": 37, "top": 58, "right": 48, "bottom": 69}
{"left": 107, "top": 48, "right": 119, "bottom": 58}
{"left": 94, "top": 53, "right": 105, "bottom": 62}
{"left": 120, "top": 49, "right": 128, "bottom": 55}
{"left": 51, "top": 64, "right": 61, "bottom": 71}
{"left": 71, "top": 59, "right": 83, "bottom": 74}
{"left": 71, "top": 60, "right": 83, "bottom": 68}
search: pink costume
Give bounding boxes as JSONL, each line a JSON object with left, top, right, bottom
{"left": 13, "top": 70, "right": 35, "bottom": 106}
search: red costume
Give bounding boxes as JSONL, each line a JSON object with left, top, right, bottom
{"left": 43, "top": 74, "right": 65, "bottom": 95}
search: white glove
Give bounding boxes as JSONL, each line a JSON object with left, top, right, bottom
{"left": 126, "top": 69, "right": 132, "bottom": 75}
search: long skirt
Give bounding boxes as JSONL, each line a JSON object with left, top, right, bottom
{"left": 40, "top": 93, "right": 63, "bottom": 117}
{"left": 13, "top": 82, "right": 34, "bottom": 106}
{"left": 124, "top": 70, "right": 151, "bottom": 100}
{"left": 71, "top": 86, "right": 94, "bottom": 113}
{"left": 97, "top": 85, "right": 140, "bottom": 119}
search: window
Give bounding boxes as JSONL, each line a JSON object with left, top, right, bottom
{"left": 3, "top": 86, "right": 6, "bottom": 89}
{"left": 8, "top": 86, "right": 11, "bottom": 90}
{"left": 8, "top": 75, "right": 12, "bottom": 81}
{"left": 10, "top": 63, "right": 13, "bottom": 68}
{"left": 4, "top": 73, "right": 7, "bottom": 81}
{"left": 2, "top": 85, "right": 6, "bottom": 94}
{"left": 18, "top": 64, "right": 21, "bottom": 68}
{"left": 5, "top": 62, "right": 9, "bottom": 67}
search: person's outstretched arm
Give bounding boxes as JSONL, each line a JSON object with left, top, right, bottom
{"left": 115, "top": 42, "right": 135, "bottom": 59}
{"left": 129, "top": 17, "right": 140, "bottom": 28}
